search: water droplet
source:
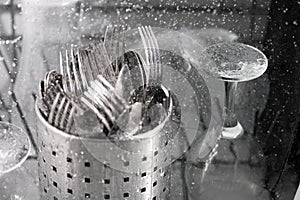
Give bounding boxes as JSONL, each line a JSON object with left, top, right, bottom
{"left": 293, "top": 20, "right": 298, "bottom": 26}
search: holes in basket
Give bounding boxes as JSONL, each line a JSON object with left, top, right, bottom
{"left": 52, "top": 165, "right": 57, "bottom": 172}
{"left": 141, "top": 187, "right": 146, "bottom": 193}
{"left": 163, "top": 187, "right": 166, "bottom": 192}
{"left": 124, "top": 177, "right": 129, "bottom": 182}
{"left": 66, "top": 157, "right": 72, "bottom": 163}
{"left": 43, "top": 173, "right": 47, "bottom": 178}
{"left": 142, "top": 156, "right": 147, "bottom": 161}
{"left": 104, "top": 194, "right": 110, "bottom": 199}
{"left": 153, "top": 181, "right": 157, "bottom": 187}
{"left": 123, "top": 193, "right": 129, "bottom": 198}
{"left": 42, "top": 157, "right": 46, "bottom": 163}
{"left": 141, "top": 172, "right": 147, "bottom": 177}
{"left": 84, "top": 177, "right": 91, "bottom": 183}
{"left": 123, "top": 161, "right": 129, "bottom": 167}
{"left": 104, "top": 179, "right": 110, "bottom": 184}
{"left": 153, "top": 166, "right": 158, "bottom": 172}
{"left": 67, "top": 188, "right": 73, "bottom": 194}
{"left": 84, "top": 162, "right": 91, "bottom": 167}
{"left": 53, "top": 181, "right": 58, "bottom": 187}
{"left": 54, "top": 197, "right": 58, "bottom": 200}
{"left": 152, "top": 197, "right": 157, "bottom": 200}
{"left": 44, "top": 188, "right": 47, "bottom": 193}
{"left": 154, "top": 151, "right": 158, "bottom": 156}
{"left": 52, "top": 151, "right": 56, "bottom": 156}
{"left": 67, "top": 173, "right": 72, "bottom": 179}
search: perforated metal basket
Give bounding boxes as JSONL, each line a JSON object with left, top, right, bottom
{"left": 36, "top": 90, "right": 181, "bottom": 200}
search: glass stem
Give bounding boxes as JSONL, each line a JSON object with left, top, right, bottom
{"left": 224, "top": 81, "right": 238, "bottom": 128}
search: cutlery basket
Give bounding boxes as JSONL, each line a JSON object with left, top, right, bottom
{"left": 36, "top": 92, "right": 181, "bottom": 200}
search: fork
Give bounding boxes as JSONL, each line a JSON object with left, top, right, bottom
{"left": 38, "top": 70, "right": 64, "bottom": 118}
{"left": 47, "top": 91, "right": 81, "bottom": 133}
{"left": 44, "top": 79, "right": 82, "bottom": 133}
{"left": 59, "top": 47, "right": 88, "bottom": 98}
{"left": 104, "top": 25, "right": 127, "bottom": 83}
{"left": 38, "top": 80, "right": 49, "bottom": 118}
{"left": 78, "top": 42, "right": 115, "bottom": 84}
{"left": 60, "top": 44, "right": 110, "bottom": 96}
{"left": 80, "top": 75, "right": 130, "bottom": 134}
{"left": 138, "top": 26, "right": 162, "bottom": 86}
{"left": 44, "top": 70, "right": 63, "bottom": 90}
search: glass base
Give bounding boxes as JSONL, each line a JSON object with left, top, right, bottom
{"left": 221, "top": 121, "right": 244, "bottom": 139}
{"left": 185, "top": 133, "right": 269, "bottom": 200}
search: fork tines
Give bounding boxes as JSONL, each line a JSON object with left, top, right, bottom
{"left": 138, "top": 26, "right": 162, "bottom": 86}
{"left": 59, "top": 47, "right": 88, "bottom": 98}
{"left": 44, "top": 81, "right": 64, "bottom": 106}
{"left": 80, "top": 75, "right": 129, "bottom": 133}
{"left": 48, "top": 91, "right": 79, "bottom": 133}
{"left": 44, "top": 70, "right": 63, "bottom": 90}
{"left": 38, "top": 70, "right": 64, "bottom": 117}
{"left": 79, "top": 42, "right": 114, "bottom": 84}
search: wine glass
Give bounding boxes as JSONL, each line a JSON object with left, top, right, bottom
{"left": 185, "top": 42, "right": 270, "bottom": 200}
{"left": 0, "top": 121, "right": 33, "bottom": 199}
{"left": 202, "top": 42, "right": 268, "bottom": 138}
